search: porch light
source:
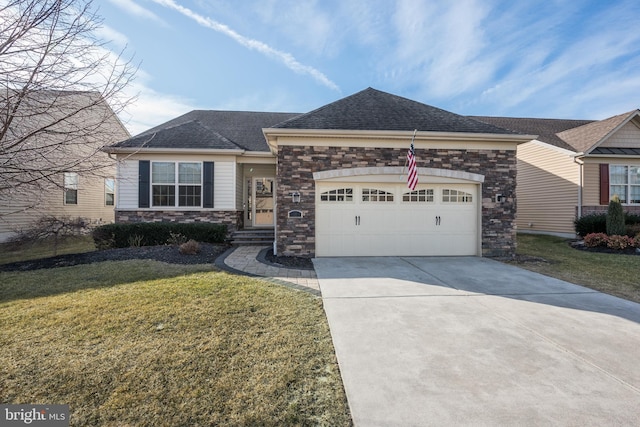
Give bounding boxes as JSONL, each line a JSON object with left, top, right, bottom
{"left": 291, "top": 192, "right": 301, "bottom": 203}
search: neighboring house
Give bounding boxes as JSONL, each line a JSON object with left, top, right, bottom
{"left": 106, "top": 88, "right": 533, "bottom": 257}
{"left": 0, "top": 91, "right": 130, "bottom": 242}
{"left": 473, "top": 111, "right": 640, "bottom": 237}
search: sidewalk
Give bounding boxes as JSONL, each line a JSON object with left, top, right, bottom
{"left": 218, "top": 245, "right": 320, "bottom": 295}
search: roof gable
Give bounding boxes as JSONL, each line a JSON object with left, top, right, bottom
{"left": 275, "top": 88, "right": 518, "bottom": 135}
{"left": 556, "top": 110, "right": 640, "bottom": 153}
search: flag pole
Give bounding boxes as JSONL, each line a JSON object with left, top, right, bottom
{"left": 401, "top": 129, "right": 417, "bottom": 178}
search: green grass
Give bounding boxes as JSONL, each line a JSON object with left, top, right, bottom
{"left": 0, "top": 235, "right": 96, "bottom": 265}
{"left": 512, "top": 234, "right": 640, "bottom": 304}
{"left": 0, "top": 260, "right": 351, "bottom": 426}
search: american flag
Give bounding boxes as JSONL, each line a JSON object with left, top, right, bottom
{"left": 407, "top": 142, "right": 418, "bottom": 190}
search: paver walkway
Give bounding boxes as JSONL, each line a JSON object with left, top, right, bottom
{"left": 221, "top": 245, "right": 320, "bottom": 293}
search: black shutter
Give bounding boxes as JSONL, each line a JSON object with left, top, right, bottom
{"left": 139, "top": 160, "right": 150, "bottom": 208}
{"left": 203, "top": 162, "right": 214, "bottom": 208}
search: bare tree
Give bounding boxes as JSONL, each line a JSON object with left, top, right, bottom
{"left": 0, "top": 0, "right": 137, "bottom": 198}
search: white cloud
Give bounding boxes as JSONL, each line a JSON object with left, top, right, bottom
{"left": 150, "top": 0, "right": 340, "bottom": 92}
{"left": 94, "top": 24, "right": 129, "bottom": 49}
{"left": 107, "top": 0, "right": 167, "bottom": 25}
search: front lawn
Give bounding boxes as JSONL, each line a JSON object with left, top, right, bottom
{"left": 0, "top": 260, "right": 351, "bottom": 426}
{"left": 513, "top": 234, "right": 640, "bottom": 304}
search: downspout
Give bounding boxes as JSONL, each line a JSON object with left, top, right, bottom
{"left": 573, "top": 154, "right": 585, "bottom": 219}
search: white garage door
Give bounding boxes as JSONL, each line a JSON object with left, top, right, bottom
{"left": 316, "top": 182, "right": 479, "bottom": 256}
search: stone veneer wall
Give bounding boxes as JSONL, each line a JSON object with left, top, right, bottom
{"left": 276, "top": 146, "right": 517, "bottom": 258}
{"left": 581, "top": 205, "right": 640, "bottom": 216}
{"left": 115, "top": 210, "right": 242, "bottom": 235}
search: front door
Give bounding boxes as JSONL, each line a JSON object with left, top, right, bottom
{"left": 252, "top": 177, "right": 274, "bottom": 227}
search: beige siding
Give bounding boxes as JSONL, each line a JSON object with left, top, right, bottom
{"left": 582, "top": 161, "right": 602, "bottom": 206}
{"left": 583, "top": 158, "right": 640, "bottom": 206}
{"left": 600, "top": 121, "right": 640, "bottom": 148}
{"left": 516, "top": 141, "right": 579, "bottom": 235}
{"left": 0, "top": 166, "right": 116, "bottom": 242}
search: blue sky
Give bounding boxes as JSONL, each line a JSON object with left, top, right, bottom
{"left": 99, "top": 0, "right": 640, "bottom": 135}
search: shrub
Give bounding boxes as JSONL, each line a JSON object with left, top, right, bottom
{"left": 574, "top": 214, "right": 606, "bottom": 237}
{"left": 606, "top": 235, "right": 633, "bottom": 250}
{"left": 167, "top": 232, "right": 188, "bottom": 246}
{"left": 93, "top": 223, "right": 227, "bottom": 249}
{"left": 606, "top": 195, "right": 626, "bottom": 236}
{"left": 583, "top": 233, "right": 608, "bottom": 248}
{"left": 179, "top": 239, "right": 201, "bottom": 255}
{"left": 626, "top": 223, "right": 640, "bottom": 238}
{"left": 633, "top": 234, "right": 640, "bottom": 249}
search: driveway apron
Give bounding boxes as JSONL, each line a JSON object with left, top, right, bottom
{"left": 313, "top": 256, "right": 640, "bottom": 426}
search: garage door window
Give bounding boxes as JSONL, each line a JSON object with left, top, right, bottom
{"left": 403, "top": 189, "right": 434, "bottom": 202}
{"left": 320, "top": 188, "right": 353, "bottom": 202}
{"left": 362, "top": 188, "right": 394, "bottom": 202}
{"left": 442, "top": 189, "right": 473, "bottom": 203}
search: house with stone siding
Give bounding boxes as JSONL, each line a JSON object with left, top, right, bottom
{"left": 105, "top": 88, "right": 535, "bottom": 257}
{"left": 474, "top": 111, "right": 640, "bottom": 237}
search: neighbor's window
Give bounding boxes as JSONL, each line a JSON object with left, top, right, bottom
{"left": 64, "top": 172, "right": 78, "bottom": 205}
{"left": 105, "top": 178, "right": 115, "bottom": 206}
{"left": 152, "top": 162, "right": 202, "bottom": 207}
{"left": 610, "top": 165, "right": 640, "bottom": 204}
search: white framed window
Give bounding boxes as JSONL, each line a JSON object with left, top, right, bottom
{"left": 403, "top": 189, "right": 434, "bottom": 202}
{"left": 362, "top": 188, "right": 394, "bottom": 202}
{"left": 320, "top": 188, "right": 353, "bottom": 202}
{"left": 64, "top": 172, "right": 78, "bottom": 205}
{"left": 442, "top": 189, "right": 473, "bottom": 203}
{"left": 105, "top": 178, "right": 115, "bottom": 206}
{"left": 610, "top": 165, "right": 640, "bottom": 204}
{"left": 151, "top": 162, "right": 202, "bottom": 207}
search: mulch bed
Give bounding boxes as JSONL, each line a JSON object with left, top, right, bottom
{"left": 263, "top": 249, "right": 314, "bottom": 270}
{"left": 570, "top": 241, "right": 640, "bottom": 256}
{"left": 0, "top": 244, "right": 230, "bottom": 272}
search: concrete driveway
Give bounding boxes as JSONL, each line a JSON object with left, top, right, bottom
{"left": 313, "top": 257, "right": 640, "bottom": 426}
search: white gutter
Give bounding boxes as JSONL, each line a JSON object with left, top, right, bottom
{"left": 573, "top": 153, "right": 585, "bottom": 219}
{"left": 103, "top": 147, "right": 246, "bottom": 155}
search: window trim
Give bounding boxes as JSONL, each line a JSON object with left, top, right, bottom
{"left": 319, "top": 188, "right": 354, "bottom": 202}
{"left": 105, "top": 178, "right": 115, "bottom": 206}
{"left": 609, "top": 164, "right": 640, "bottom": 205}
{"left": 151, "top": 161, "right": 203, "bottom": 208}
{"left": 63, "top": 172, "right": 78, "bottom": 205}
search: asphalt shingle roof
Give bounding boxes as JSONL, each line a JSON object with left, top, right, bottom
{"left": 274, "top": 88, "right": 519, "bottom": 135}
{"left": 470, "top": 116, "right": 593, "bottom": 151}
{"left": 112, "top": 110, "right": 300, "bottom": 152}
{"left": 556, "top": 111, "right": 637, "bottom": 153}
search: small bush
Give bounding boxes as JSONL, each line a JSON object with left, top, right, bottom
{"left": 574, "top": 214, "right": 607, "bottom": 237}
{"left": 606, "top": 195, "right": 626, "bottom": 236}
{"left": 127, "top": 234, "right": 144, "bottom": 247}
{"left": 633, "top": 234, "right": 640, "bottom": 249}
{"left": 606, "top": 235, "right": 633, "bottom": 250}
{"left": 583, "top": 233, "right": 608, "bottom": 248}
{"left": 93, "top": 223, "right": 227, "bottom": 249}
{"left": 179, "top": 239, "right": 201, "bottom": 255}
{"left": 167, "top": 232, "right": 188, "bottom": 246}
{"left": 625, "top": 223, "right": 640, "bottom": 238}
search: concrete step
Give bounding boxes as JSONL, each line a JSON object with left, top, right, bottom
{"left": 230, "top": 229, "right": 274, "bottom": 246}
